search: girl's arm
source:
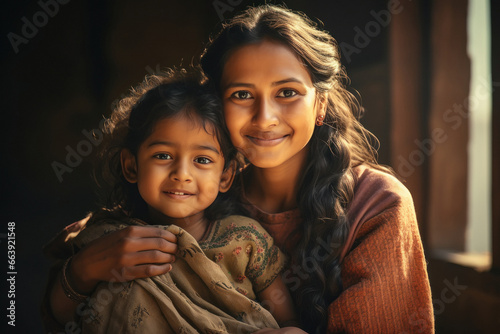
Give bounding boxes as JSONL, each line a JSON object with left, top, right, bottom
{"left": 46, "top": 224, "right": 178, "bottom": 327}
{"left": 257, "top": 275, "right": 305, "bottom": 332}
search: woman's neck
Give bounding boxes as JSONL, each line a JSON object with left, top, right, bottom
{"left": 148, "top": 208, "right": 209, "bottom": 241}
{"left": 244, "top": 148, "right": 308, "bottom": 213}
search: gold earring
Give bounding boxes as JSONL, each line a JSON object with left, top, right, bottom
{"left": 316, "top": 115, "right": 324, "bottom": 126}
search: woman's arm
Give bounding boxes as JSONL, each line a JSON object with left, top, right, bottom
{"left": 326, "top": 191, "right": 434, "bottom": 333}
{"left": 257, "top": 275, "right": 299, "bottom": 328}
{"left": 46, "top": 224, "right": 178, "bottom": 327}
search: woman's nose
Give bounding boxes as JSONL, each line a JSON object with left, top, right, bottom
{"left": 252, "top": 97, "right": 279, "bottom": 128}
{"left": 170, "top": 159, "right": 192, "bottom": 182}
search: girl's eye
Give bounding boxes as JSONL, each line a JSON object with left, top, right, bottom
{"left": 195, "top": 157, "right": 213, "bottom": 165}
{"left": 231, "top": 91, "right": 253, "bottom": 100}
{"left": 277, "top": 89, "right": 298, "bottom": 98}
{"left": 153, "top": 153, "right": 172, "bottom": 160}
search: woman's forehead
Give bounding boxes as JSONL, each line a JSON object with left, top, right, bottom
{"left": 221, "top": 39, "right": 313, "bottom": 87}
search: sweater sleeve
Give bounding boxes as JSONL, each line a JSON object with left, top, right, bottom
{"left": 327, "top": 185, "right": 434, "bottom": 333}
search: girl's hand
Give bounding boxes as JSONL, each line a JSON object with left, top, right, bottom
{"left": 253, "top": 328, "right": 308, "bottom": 334}
{"left": 69, "top": 225, "right": 178, "bottom": 294}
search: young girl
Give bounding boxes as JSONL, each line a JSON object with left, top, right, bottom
{"left": 43, "top": 68, "right": 302, "bottom": 333}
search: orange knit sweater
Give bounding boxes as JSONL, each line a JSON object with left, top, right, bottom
{"left": 244, "top": 166, "right": 435, "bottom": 333}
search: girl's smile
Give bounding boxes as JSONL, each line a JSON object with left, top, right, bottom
{"left": 162, "top": 189, "right": 195, "bottom": 198}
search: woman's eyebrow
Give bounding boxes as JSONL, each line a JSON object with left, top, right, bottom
{"left": 224, "top": 82, "right": 255, "bottom": 90}
{"left": 224, "top": 78, "right": 304, "bottom": 90}
{"left": 272, "top": 78, "right": 303, "bottom": 86}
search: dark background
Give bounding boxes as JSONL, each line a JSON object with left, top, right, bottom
{"left": 2, "top": 0, "right": 499, "bottom": 333}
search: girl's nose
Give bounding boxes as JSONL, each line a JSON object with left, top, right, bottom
{"left": 170, "top": 159, "right": 192, "bottom": 182}
{"left": 252, "top": 97, "right": 279, "bottom": 128}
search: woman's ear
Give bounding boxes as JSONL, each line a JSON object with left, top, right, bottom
{"left": 219, "top": 160, "right": 237, "bottom": 193}
{"left": 316, "top": 92, "right": 327, "bottom": 118}
{"left": 121, "top": 149, "right": 138, "bottom": 183}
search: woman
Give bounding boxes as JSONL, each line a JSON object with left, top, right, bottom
{"left": 43, "top": 5, "right": 433, "bottom": 333}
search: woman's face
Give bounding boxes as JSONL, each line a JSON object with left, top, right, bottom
{"left": 221, "top": 39, "right": 322, "bottom": 169}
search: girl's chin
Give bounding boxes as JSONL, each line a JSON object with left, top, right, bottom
{"left": 149, "top": 208, "right": 199, "bottom": 223}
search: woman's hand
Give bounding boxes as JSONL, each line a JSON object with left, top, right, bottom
{"left": 49, "top": 224, "right": 177, "bottom": 326}
{"left": 253, "top": 328, "right": 308, "bottom": 334}
{"left": 69, "top": 225, "right": 178, "bottom": 293}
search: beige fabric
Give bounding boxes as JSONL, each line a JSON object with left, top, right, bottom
{"left": 199, "top": 217, "right": 285, "bottom": 299}
{"left": 73, "top": 216, "right": 281, "bottom": 333}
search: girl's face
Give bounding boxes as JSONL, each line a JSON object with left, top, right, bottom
{"left": 122, "top": 114, "right": 233, "bottom": 224}
{"left": 221, "top": 39, "right": 323, "bottom": 169}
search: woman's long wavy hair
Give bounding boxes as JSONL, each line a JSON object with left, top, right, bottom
{"left": 93, "top": 68, "right": 237, "bottom": 222}
{"left": 201, "top": 5, "right": 391, "bottom": 332}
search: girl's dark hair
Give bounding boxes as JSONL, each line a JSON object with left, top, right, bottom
{"left": 201, "top": 5, "right": 391, "bottom": 332}
{"left": 94, "top": 68, "right": 237, "bottom": 222}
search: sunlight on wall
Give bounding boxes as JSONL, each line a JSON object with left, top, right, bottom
{"left": 466, "top": 0, "right": 492, "bottom": 254}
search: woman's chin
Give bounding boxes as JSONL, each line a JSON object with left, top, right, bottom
{"left": 246, "top": 157, "right": 284, "bottom": 169}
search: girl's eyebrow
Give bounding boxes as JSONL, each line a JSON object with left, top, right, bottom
{"left": 147, "top": 140, "right": 175, "bottom": 148}
{"left": 224, "top": 77, "right": 304, "bottom": 90}
{"left": 147, "top": 141, "right": 220, "bottom": 155}
{"left": 196, "top": 145, "right": 221, "bottom": 155}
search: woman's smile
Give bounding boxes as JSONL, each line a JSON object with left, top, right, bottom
{"left": 245, "top": 132, "right": 289, "bottom": 147}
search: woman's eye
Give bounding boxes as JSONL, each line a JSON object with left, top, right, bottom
{"left": 231, "top": 91, "right": 253, "bottom": 100}
{"left": 153, "top": 153, "right": 172, "bottom": 160}
{"left": 277, "top": 89, "right": 298, "bottom": 98}
{"left": 195, "top": 157, "right": 213, "bottom": 165}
